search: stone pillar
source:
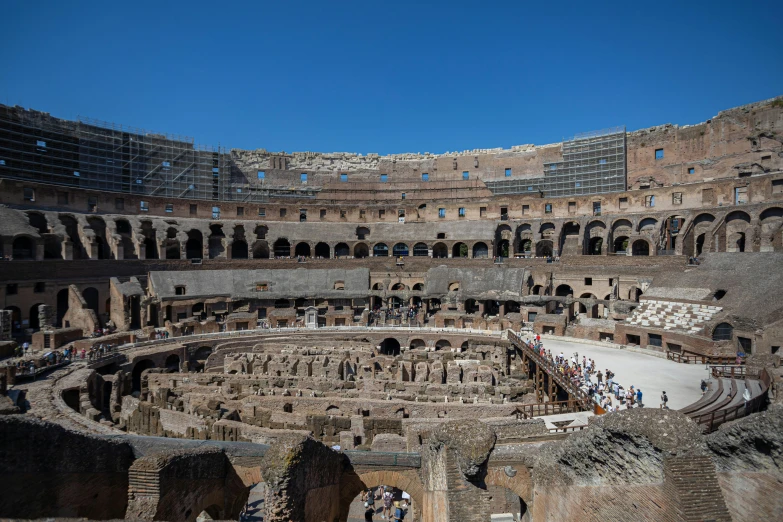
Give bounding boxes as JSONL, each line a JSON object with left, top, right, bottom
{"left": 137, "top": 241, "right": 146, "bottom": 260}
{"left": 35, "top": 240, "right": 44, "bottom": 261}
{"left": 62, "top": 240, "right": 73, "bottom": 260}
{"left": 87, "top": 241, "right": 99, "bottom": 260}
{"left": 499, "top": 302, "right": 505, "bottom": 319}
{"left": 478, "top": 301, "right": 485, "bottom": 316}
{"left": 38, "top": 305, "right": 55, "bottom": 330}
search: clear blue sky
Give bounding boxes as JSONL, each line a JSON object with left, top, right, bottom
{"left": 2, "top": 1, "right": 781, "bottom": 155}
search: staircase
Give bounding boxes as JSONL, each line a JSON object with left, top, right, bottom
{"left": 625, "top": 300, "right": 721, "bottom": 334}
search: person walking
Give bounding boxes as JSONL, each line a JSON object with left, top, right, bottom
{"left": 636, "top": 388, "right": 643, "bottom": 407}
{"left": 700, "top": 380, "right": 708, "bottom": 395}
{"left": 596, "top": 370, "right": 603, "bottom": 384}
{"left": 660, "top": 391, "right": 669, "bottom": 409}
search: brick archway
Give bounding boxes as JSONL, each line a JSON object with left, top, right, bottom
{"left": 485, "top": 465, "right": 533, "bottom": 504}
{"left": 338, "top": 469, "right": 424, "bottom": 521}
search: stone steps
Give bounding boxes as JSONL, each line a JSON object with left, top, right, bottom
{"left": 625, "top": 299, "right": 722, "bottom": 334}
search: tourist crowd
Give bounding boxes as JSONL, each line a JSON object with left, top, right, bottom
{"left": 361, "top": 485, "right": 409, "bottom": 521}
{"left": 520, "top": 334, "right": 647, "bottom": 412}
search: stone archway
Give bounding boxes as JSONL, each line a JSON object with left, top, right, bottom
{"left": 337, "top": 469, "right": 424, "bottom": 522}
{"left": 485, "top": 465, "right": 533, "bottom": 518}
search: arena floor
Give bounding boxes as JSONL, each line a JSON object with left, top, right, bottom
{"left": 527, "top": 336, "right": 710, "bottom": 411}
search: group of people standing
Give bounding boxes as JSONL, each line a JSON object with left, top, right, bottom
{"left": 361, "top": 485, "right": 409, "bottom": 521}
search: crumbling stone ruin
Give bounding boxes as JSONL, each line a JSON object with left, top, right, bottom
{"left": 1, "top": 96, "right": 783, "bottom": 520}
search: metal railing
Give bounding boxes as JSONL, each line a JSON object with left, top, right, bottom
{"left": 507, "top": 331, "right": 593, "bottom": 412}
{"left": 689, "top": 368, "right": 770, "bottom": 432}
{"left": 666, "top": 350, "right": 742, "bottom": 365}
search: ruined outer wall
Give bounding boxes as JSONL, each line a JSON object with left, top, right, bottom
{"left": 627, "top": 99, "right": 783, "bottom": 189}
{"left": 0, "top": 415, "right": 135, "bottom": 520}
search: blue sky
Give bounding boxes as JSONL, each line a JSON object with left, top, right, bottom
{"left": 1, "top": 1, "right": 781, "bottom": 154}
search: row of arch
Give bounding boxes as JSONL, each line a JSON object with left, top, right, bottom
{"left": 10, "top": 207, "right": 783, "bottom": 261}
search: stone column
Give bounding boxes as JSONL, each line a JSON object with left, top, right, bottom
{"left": 62, "top": 240, "right": 73, "bottom": 260}
{"left": 35, "top": 240, "right": 44, "bottom": 261}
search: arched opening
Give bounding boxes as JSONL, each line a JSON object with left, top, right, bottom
{"left": 59, "top": 215, "right": 85, "bottom": 259}
{"left": 560, "top": 221, "right": 580, "bottom": 254}
{"left": 379, "top": 338, "right": 401, "bottom": 356}
{"left": 486, "top": 484, "right": 529, "bottom": 521}
{"left": 413, "top": 242, "right": 429, "bottom": 256}
{"left": 409, "top": 339, "right": 426, "bottom": 350}
{"left": 208, "top": 225, "right": 225, "bottom": 259}
{"left": 143, "top": 237, "right": 159, "bottom": 259}
{"left": 412, "top": 283, "right": 424, "bottom": 291}
{"left": 392, "top": 243, "right": 409, "bottom": 257}
{"left": 497, "top": 239, "right": 510, "bottom": 258}
{"left": 12, "top": 236, "right": 35, "bottom": 260}
{"left": 165, "top": 228, "right": 181, "bottom": 259}
{"left": 452, "top": 242, "right": 468, "bottom": 258}
{"left": 432, "top": 242, "right": 448, "bottom": 258}
{"left": 334, "top": 242, "right": 349, "bottom": 257}
{"left": 43, "top": 236, "right": 62, "bottom": 259}
{"left": 192, "top": 346, "right": 213, "bottom": 372}
{"left": 28, "top": 303, "right": 43, "bottom": 330}
{"left": 314, "top": 242, "right": 330, "bottom": 258}
{"left": 631, "top": 239, "right": 650, "bottom": 256}
{"left": 391, "top": 283, "right": 408, "bottom": 291}
{"left": 373, "top": 243, "right": 389, "bottom": 257}
{"left": 638, "top": 217, "right": 658, "bottom": 233}
{"left": 82, "top": 287, "right": 100, "bottom": 320}
{"left": 531, "top": 285, "right": 543, "bottom": 295}
{"left": 696, "top": 234, "right": 706, "bottom": 256}
{"left": 465, "top": 299, "right": 478, "bottom": 313}
{"left": 231, "top": 240, "right": 248, "bottom": 259}
{"left": 435, "top": 339, "right": 451, "bottom": 350}
{"left": 116, "top": 220, "right": 131, "bottom": 235}
{"left": 274, "top": 299, "right": 290, "bottom": 309}
{"left": 613, "top": 236, "right": 629, "bottom": 253}
{"left": 165, "top": 354, "right": 181, "bottom": 372}
{"left": 186, "top": 230, "right": 203, "bottom": 259}
{"left": 294, "top": 242, "right": 311, "bottom": 257}
{"left": 192, "top": 303, "right": 204, "bottom": 316}
{"left": 354, "top": 243, "right": 369, "bottom": 258}
{"left": 712, "top": 323, "right": 734, "bottom": 341}
{"left": 588, "top": 237, "right": 603, "bottom": 255}
{"left": 356, "top": 226, "right": 370, "bottom": 240}
{"left": 62, "top": 389, "right": 80, "bottom": 412}
{"left": 27, "top": 212, "right": 48, "bottom": 233}
{"left": 555, "top": 285, "right": 573, "bottom": 297}
{"left": 274, "top": 238, "right": 291, "bottom": 257}
{"left": 344, "top": 484, "right": 415, "bottom": 522}
{"left": 505, "top": 300, "right": 520, "bottom": 313}
{"left": 520, "top": 239, "right": 532, "bottom": 253}
{"left": 87, "top": 217, "right": 110, "bottom": 260}
{"left": 131, "top": 359, "right": 155, "bottom": 393}
{"left": 56, "top": 288, "right": 69, "bottom": 327}
{"left": 252, "top": 241, "right": 270, "bottom": 259}
{"left": 472, "top": 242, "right": 489, "bottom": 258}
{"left": 535, "top": 240, "right": 553, "bottom": 257}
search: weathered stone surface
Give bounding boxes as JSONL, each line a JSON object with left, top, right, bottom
{"left": 427, "top": 419, "right": 497, "bottom": 480}
{"left": 707, "top": 403, "right": 783, "bottom": 477}
{"left": 535, "top": 408, "right": 704, "bottom": 487}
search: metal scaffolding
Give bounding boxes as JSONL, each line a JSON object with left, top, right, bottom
{"left": 486, "top": 126, "right": 627, "bottom": 198}
{"left": 0, "top": 105, "right": 233, "bottom": 201}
